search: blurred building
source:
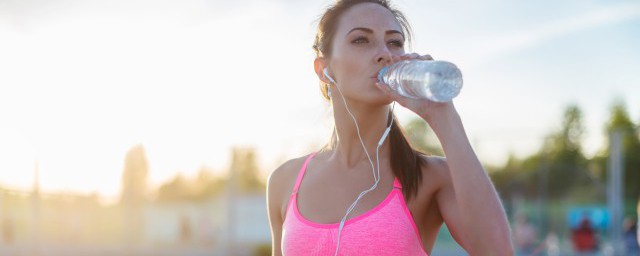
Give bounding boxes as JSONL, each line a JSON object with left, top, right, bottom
{"left": 142, "top": 194, "right": 269, "bottom": 250}
{"left": 0, "top": 145, "right": 271, "bottom": 255}
{"left": 121, "top": 144, "right": 149, "bottom": 247}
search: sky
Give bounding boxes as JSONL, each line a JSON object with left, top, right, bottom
{"left": 0, "top": 0, "right": 639, "bottom": 199}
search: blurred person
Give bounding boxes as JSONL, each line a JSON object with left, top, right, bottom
{"left": 1, "top": 217, "right": 13, "bottom": 245}
{"left": 513, "top": 213, "right": 538, "bottom": 255}
{"left": 623, "top": 216, "right": 639, "bottom": 255}
{"left": 266, "top": 1, "right": 512, "bottom": 255}
{"left": 197, "top": 214, "right": 215, "bottom": 246}
{"left": 179, "top": 214, "right": 192, "bottom": 245}
{"left": 571, "top": 217, "right": 598, "bottom": 255}
{"left": 542, "top": 231, "right": 560, "bottom": 256}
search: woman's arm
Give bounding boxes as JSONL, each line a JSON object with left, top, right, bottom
{"left": 377, "top": 53, "right": 513, "bottom": 255}
{"left": 266, "top": 158, "right": 303, "bottom": 256}
{"left": 424, "top": 105, "right": 513, "bottom": 256}
{"left": 267, "top": 165, "right": 286, "bottom": 256}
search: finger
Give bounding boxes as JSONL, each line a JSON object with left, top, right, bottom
{"left": 419, "top": 54, "right": 433, "bottom": 60}
{"left": 391, "top": 55, "right": 401, "bottom": 63}
{"left": 398, "top": 53, "right": 417, "bottom": 61}
{"left": 405, "top": 53, "right": 420, "bottom": 59}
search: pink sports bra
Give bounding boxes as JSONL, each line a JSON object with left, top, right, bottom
{"left": 281, "top": 152, "right": 428, "bottom": 255}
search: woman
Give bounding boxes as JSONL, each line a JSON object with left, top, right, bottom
{"left": 267, "top": 0, "right": 513, "bottom": 255}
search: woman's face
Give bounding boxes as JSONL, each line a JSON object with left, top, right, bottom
{"left": 327, "top": 3, "right": 406, "bottom": 104}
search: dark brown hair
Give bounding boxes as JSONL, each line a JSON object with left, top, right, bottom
{"left": 313, "top": 0, "right": 427, "bottom": 200}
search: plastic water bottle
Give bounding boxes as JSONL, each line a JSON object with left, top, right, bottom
{"left": 377, "top": 60, "right": 463, "bottom": 102}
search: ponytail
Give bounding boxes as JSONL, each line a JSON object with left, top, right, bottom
{"left": 389, "top": 116, "right": 427, "bottom": 200}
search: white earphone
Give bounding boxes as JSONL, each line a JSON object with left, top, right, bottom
{"left": 323, "top": 67, "right": 391, "bottom": 142}
{"left": 323, "top": 67, "right": 336, "bottom": 84}
{"left": 323, "top": 68, "right": 335, "bottom": 98}
{"left": 323, "top": 66, "right": 393, "bottom": 256}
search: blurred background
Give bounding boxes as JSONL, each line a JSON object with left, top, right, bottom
{"left": 1, "top": 0, "right": 639, "bottom": 255}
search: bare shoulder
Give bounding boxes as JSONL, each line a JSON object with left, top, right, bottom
{"left": 418, "top": 155, "right": 452, "bottom": 190}
{"left": 267, "top": 155, "right": 309, "bottom": 195}
{"left": 267, "top": 154, "right": 312, "bottom": 219}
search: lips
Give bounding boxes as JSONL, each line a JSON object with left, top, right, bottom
{"left": 372, "top": 68, "right": 384, "bottom": 79}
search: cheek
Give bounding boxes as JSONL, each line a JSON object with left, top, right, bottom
{"left": 333, "top": 55, "right": 368, "bottom": 83}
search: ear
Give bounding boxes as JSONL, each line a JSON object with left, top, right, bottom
{"left": 314, "top": 57, "right": 331, "bottom": 84}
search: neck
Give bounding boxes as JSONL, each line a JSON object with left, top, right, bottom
{"left": 330, "top": 97, "right": 392, "bottom": 169}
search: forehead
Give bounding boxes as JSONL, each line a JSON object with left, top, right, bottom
{"left": 335, "top": 3, "right": 403, "bottom": 36}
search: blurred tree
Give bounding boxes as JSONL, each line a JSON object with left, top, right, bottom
{"left": 156, "top": 166, "right": 225, "bottom": 202}
{"left": 120, "top": 144, "right": 149, "bottom": 246}
{"left": 592, "top": 100, "right": 640, "bottom": 201}
{"left": 403, "top": 118, "right": 443, "bottom": 156}
{"left": 539, "top": 104, "right": 590, "bottom": 198}
{"left": 229, "top": 147, "right": 265, "bottom": 194}
{"left": 490, "top": 104, "right": 591, "bottom": 200}
{"left": 156, "top": 174, "right": 191, "bottom": 202}
{"left": 155, "top": 147, "right": 265, "bottom": 201}
{"left": 491, "top": 153, "right": 536, "bottom": 199}
{"left": 120, "top": 144, "right": 149, "bottom": 204}
{"left": 193, "top": 166, "right": 225, "bottom": 200}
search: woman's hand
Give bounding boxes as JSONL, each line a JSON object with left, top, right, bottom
{"left": 378, "top": 55, "right": 513, "bottom": 255}
{"left": 375, "top": 53, "right": 457, "bottom": 123}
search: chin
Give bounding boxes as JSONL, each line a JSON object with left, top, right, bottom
{"left": 345, "top": 82, "right": 392, "bottom": 105}
{"left": 376, "top": 97, "right": 395, "bottom": 106}
{"left": 367, "top": 92, "right": 394, "bottom": 105}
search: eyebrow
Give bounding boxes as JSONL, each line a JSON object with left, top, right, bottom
{"left": 346, "top": 27, "right": 404, "bottom": 38}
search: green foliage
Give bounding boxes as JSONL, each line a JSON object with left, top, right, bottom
{"left": 601, "top": 100, "right": 640, "bottom": 199}
{"left": 156, "top": 166, "right": 226, "bottom": 202}
{"left": 490, "top": 104, "right": 592, "bottom": 201}
{"left": 155, "top": 147, "right": 266, "bottom": 202}
{"left": 230, "top": 148, "right": 266, "bottom": 194}
{"left": 253, "top": 243, "right": 271, "bottom": 256}
{"left": 120, "top": 144, "right": 149, "bottom": 205}
{"left": 541, "top": 104, "right": 590, "bottom": 198}
{"left": 403, "top": 118, "right": 443, "bottom": 156}
{"left": 489, "top": 101, "right": 640, "bottom": 204}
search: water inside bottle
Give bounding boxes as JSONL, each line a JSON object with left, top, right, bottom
{"left": 396, "top": 73, "right": 430, "bottom": 99}
{"left": 378, "top": 60, "right": 462, "bottom": 102}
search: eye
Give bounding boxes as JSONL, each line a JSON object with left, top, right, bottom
{"left": 352, "top": 36, "right": 369, "bottom": 44}
{"left": 389, "top": 40, "right": 404, "bottom": 47}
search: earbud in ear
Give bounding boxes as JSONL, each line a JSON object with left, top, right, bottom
{"left": 323, "top": 68, "right": 336, "bottom": 84}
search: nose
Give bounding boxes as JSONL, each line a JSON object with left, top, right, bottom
{"left": 375, "top": 45, "right": 393, "bottom": 65}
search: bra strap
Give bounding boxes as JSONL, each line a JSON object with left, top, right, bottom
{"left": 292, "top": 152, "right": 317, "bottom": 194}
{"left": 393, "top": 177, "right": 403, "bottom": 189}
